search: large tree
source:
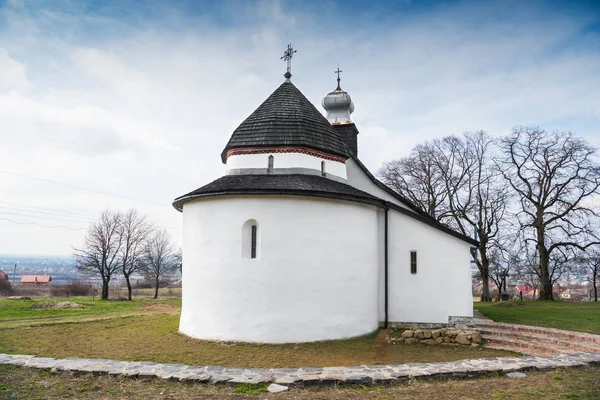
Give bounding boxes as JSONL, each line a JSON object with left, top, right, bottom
{"left": 435, "top": 131, "right": 509, "bottom": 302}
{"left": 497, "top": 127, "right": 600, "bottom": 300}
{"left": 118, "top": 209, "right": 153, "bottom": 301}
{"left": 74, "top": 209, "right": 123, "bottom": 300}
{"left": 142, "top": 229, "right": 180, "bottom": 299}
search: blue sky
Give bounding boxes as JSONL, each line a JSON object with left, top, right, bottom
{"left": 0, "top": 0, "right": 598, "bottom": 254}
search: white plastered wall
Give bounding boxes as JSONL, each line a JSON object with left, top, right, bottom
{"left": 386, "top": 210, "right": 474, "bottom": 323}
{"left": 180, "top": 195, "right": 379, "bottom": 343}
{"left": 226, "top": 153, "right": 347, "bottom": 180}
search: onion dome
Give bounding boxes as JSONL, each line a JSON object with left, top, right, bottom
{"left": 321, "top": 78, "right": 354, "bottom": 125}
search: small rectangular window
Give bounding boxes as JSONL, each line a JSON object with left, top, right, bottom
{"left": 251, "top": 225, "right": 257, "bottom": 259}
{"left": 410, "top": 251, "right": 417, "bottom": 274}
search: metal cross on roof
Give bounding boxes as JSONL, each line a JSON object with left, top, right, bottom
{"left": 335, "top": 66, "right": 342, "bottom": 90}
{"left": 281, "top": 43, "right": 297, "bottom": 79}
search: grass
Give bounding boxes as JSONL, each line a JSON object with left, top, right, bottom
{"left": 1, "top": 364, "right": 600, "bottom": 399}
{"left": 0, "top": 296, "right": 181, "bottom": 329}
{"left": 232, "top": 383, "right": 269, "bottom": 395}
{"left": 475, "top": 300, "right": 600, "bottom": 335}
{"left": 0, "top": 297, "right": 516, "bottom": 368}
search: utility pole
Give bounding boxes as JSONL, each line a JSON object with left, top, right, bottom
{"left": 12, "top": 262, "right": 18, "bottom": 285}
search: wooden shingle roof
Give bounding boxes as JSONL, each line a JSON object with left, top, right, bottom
{"left": 173, "top": 174, "right": 381, "bottom": 211}
{"left": 221, "top": 81, "right": 350, "bottom": 163}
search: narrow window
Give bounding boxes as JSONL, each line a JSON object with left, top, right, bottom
{"left": 267, "top": 155, "right": 274, "bottom": 173}
{"left": 251, "top": 225, "right": 257, "bottom": 259}
{"left": 410, "top": 251, "right": 417, "bottom": 274}
{"left": 321, "top": 160, "right": 326, "bottom": 177}
{"left": 242, "top": 219, "right": 259, "bottom": 259}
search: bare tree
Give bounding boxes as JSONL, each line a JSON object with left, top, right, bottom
{"left": 142, "top": 229, "right": 179, "bottom": 299}
{"left": 435, "top": 131, "right": 509, "bottom": 302}
{"left": 378, "top": 142, "right": 450, "bottom": 221}
{"left": 497, "top": 127, "right": 600, "bottom": 300}
{"left": 74, "top": 209, "right": 122, "bottom": 300}
{"left": 118, "top": 209, "right": 153, "bottom": 301}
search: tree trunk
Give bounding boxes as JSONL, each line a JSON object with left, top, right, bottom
{"left": 101, "top": 278, "right": 109, "bottom": 300}
{"left": 480, "top": 258, "right": 492, "bottom": 302}
{"left": 594, "top": 273, "right": 598, "bottom": 302}
{"left": 124, "top": 273, "right": 133, "bottom": 301}
{"left": 154, "top": 277, "right": 159, "bottom": 299}
{"left": 537, "top": 227, "right": 553, "bottom": 300}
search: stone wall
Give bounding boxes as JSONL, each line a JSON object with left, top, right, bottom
{"left": 387, "top": 328, "right": 482, "bottom": 346}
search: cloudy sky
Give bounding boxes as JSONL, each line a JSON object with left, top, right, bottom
{"left": 0, "top": 0, "right": 598, "bottom": 255}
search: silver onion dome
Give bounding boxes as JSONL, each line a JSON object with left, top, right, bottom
{"left": 321, "top": 88, "right": 354, "bottom": 125}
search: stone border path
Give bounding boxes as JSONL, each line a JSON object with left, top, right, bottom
{"left": 2, "top": 352, "right": 600, "bottom": 386}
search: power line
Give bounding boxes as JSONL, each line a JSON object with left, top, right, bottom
{"left": 0, "top": 218, "right": 88, "bottom": 231}
{"left": 0, "top": 206, "right": 97, "bottom": 221}
{"left": 0, "top": 169, "right": 166, "bottom": 206}
{"left": 0, "top": 207, "right": 181, "bottom": 231}
{"left": 0, "top": 200, "right": 96, "bottom": 218}
{"left": 0, "top": 211, "right": 90, "bottom": 224}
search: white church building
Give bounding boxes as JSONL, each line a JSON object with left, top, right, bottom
{"left": 174, "top": 55, "right": 477, "bottom": 344}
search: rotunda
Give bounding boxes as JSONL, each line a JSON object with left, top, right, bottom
{"left": 174, "top": 69, "right": 381, "bottom": 343}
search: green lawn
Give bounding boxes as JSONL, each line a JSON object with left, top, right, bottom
{"left": 0, "top": 297, "right": 181, "bottom": 329}
{"left": 0, "top": 297, "right": 515, "bottom": 368}
{"left": 474, "top": 301, "right": 600, "bottom": 335}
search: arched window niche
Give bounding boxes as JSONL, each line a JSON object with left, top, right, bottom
{"left": 242, "top": 219, "right": 259, "bottom": 259}
{"left": 267, "top": 155, "right": 274, "bottom": 174}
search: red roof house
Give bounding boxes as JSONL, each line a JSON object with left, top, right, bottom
{"left": 20, "top": 275, "right": 52, "bottom": 286}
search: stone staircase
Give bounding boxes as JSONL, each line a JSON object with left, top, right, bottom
{"left": 473, "top": 319, "right": 600, "bottom": 356}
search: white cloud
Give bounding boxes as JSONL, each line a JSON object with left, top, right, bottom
{"left": 0, "top": 48, "right": 31, "bottom": 92}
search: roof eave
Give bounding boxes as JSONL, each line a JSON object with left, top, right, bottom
{"left": 173, "top": 188, "right": 383, "bottom": 212}
{"left": 220, "top": 145, "right": 350, "bottom": 164}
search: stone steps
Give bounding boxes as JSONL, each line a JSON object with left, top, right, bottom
{"left": 479, "top": 327, "right": 600, "bottom": 353}
{"left": 472, "top": 319, "right": 600, "bottom": 356}
{"left": 482, "top": 335, "right": 576, "bottom": 356}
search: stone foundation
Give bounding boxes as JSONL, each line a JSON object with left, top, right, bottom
{"left": 386, "top": 316, "right": 476, "bottom": 330}
{"left": 388, "top": 328, "right": 482, "bottom": 346}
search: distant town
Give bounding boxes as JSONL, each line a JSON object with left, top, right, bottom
{"left": 0, "top": 255, "right": 146, "bottom": 287}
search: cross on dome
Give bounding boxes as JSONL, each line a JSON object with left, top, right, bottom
{"left": 335, "top": 66, "right": 342, "bottom": 90}
{"left": 281, "top": 43, "right": 297, "bottom": 80}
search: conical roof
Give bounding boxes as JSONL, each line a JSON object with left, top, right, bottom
{"left": 221, "top": 81, "right": 350, "bottom": 163}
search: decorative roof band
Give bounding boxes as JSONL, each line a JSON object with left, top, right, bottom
{"left": 226, "top": 146, "right": 346, "bottom": 163}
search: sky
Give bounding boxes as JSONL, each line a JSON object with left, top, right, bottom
{"left": 0, "top": 0, "right": 598, "bottom": 255}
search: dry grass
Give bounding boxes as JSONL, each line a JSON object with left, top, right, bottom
{"left": 2, "top": 364, "right": 600, "bottom": 399}
{"left": 0, "top": 314, "right": 516, "bottom": 368}
{"left": 0, "top": 298, "right": 516, "bottom": 368}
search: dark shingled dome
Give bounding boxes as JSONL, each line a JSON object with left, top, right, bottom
{"left": 221, "top": 81, "right": 350, "bottom": 163}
